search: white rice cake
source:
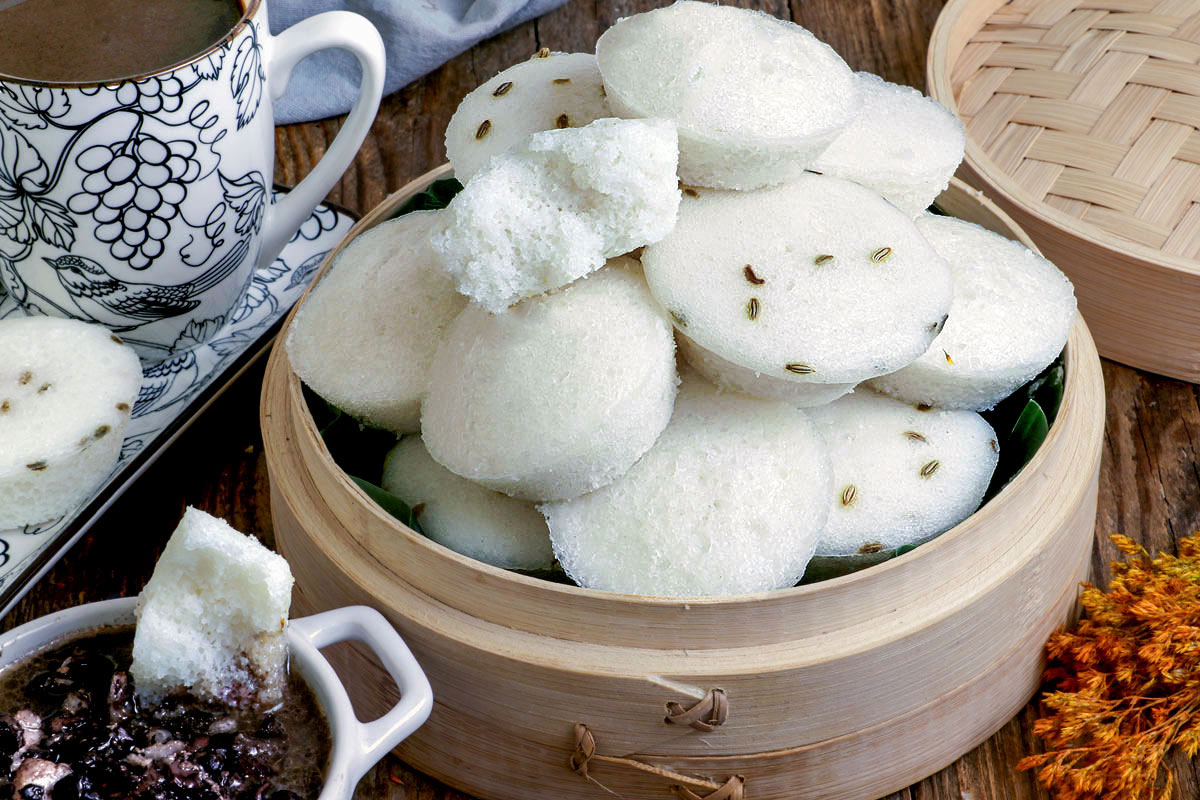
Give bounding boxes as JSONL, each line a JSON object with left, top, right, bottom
{"left": 642, "top": 174, "right": 954, "bottom": 386}
{"left": 596, "top": 1, "right": 859, "bottom": 190}
{"left": 382, "top": 436, "right": 554, "bottom": 571}
{"left": 0, "top": 316, "right": 139, "bottom": 530}
{"left": 445, "top": 51, "right": 611, "bottom": 182}
{"left": 807, "top": 390, "right": 998, "bottom": 557}
{"left": 432, "top": 117, "right": 680, "bottom": 312}
{"left": 421, "top": 257, "right": 678, "bottom": 502}
{"left": 868, "top": 215, "right": 1076, "bottom": 411}
{"left": 542, "top": 368, "right": 831, "bottom": 597}
{"left": 132, "top": 507, "right": 294, "bottom": 708}
{"left": 811, "top": 72, "right": 965, "bottom": 217}
{"left": 286, "top": 210, "right": 466, "bottom": 434}
{"left": 676, "top": 332, "right": 856, "bottom": 407}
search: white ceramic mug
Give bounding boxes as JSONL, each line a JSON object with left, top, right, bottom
{"left": 0, "top": 597, "right": 433, "bottom": 800}
{"left": 0, "top": 0, "right": 384, "bottom": 361}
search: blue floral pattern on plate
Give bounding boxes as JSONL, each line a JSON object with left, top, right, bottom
{"left": 0, "top": 191, "right": 356, "bottom": 616}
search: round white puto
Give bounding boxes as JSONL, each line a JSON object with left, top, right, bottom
{"left": 445, "top": 51, "right": 611, "bottom": 181}
{"left": 0, "top": 316, "right": 140, "bottom": 529}
{"left": 421, "top": 257, "right": 678, "bottom": 502}
{"left": 869, "top": 214, "right": 1076, "bottom": 411}
{"left": 807, "top": 390, "right": 998, "bottom": 558}
{"left": 811, "top": 72, "right": 965, "bottom": 217}
{"left": 542, "top": 369, "right": 831, "bottom": 597}
{"left": 383, "top": 436, "right": 553, "bottom": 571}
{"left": 596, "top": 1, "right": 860, "bottom": 190}
{"left": 287, "top": 210, "right": 466, "bottom": 434}
{"left": 642, "top": 174, "right": 954, "bottom": 386}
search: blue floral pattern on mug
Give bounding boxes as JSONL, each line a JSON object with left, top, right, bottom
{"left": 0, "top": 18, "right": 272, "bottom": 360}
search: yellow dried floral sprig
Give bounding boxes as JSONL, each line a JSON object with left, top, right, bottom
{"left": 1019, "top": 534, "right": 1200, "bottom": 800}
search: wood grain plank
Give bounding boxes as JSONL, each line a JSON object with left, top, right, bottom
{"left": 909, "top": 766, "right": 959, "bottom": 800}
{"left": 789, "top": 0, "right": 942, "bottom": 87}
{"left": 953, "top": 713, "right": 1046, "bottom": 800}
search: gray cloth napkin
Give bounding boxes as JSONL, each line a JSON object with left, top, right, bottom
{"left": 269, "top": 0, "right": 570, "bottom": 124}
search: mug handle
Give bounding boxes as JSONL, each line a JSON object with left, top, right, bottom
{"left": 259, "top": 11, "right": 386, "bottom": 264}
{"left": 288, "top": 606, "right": 434, "bottom": 783}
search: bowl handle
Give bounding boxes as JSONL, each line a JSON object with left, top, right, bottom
{"left": 289, "top": 606, "right": 434, "bottom": 778}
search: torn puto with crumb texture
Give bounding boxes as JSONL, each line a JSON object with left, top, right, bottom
{"left": 431, "top": 117, "right": 680, "bottom": 312}
{"left": 132, "top": 507, "right": 294, "bottom": 708}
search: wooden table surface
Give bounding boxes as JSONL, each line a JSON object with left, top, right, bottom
{"left": 4, "top": 0, "right": 1198, "bottom": 798}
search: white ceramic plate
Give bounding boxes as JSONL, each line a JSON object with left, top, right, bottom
{"left": 0, "top": 190, "right": 358, "bottom": 618}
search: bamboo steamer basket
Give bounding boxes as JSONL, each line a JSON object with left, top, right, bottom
{"left": 929, "top": 0, "right": 1200, "bottom": 381}
{"left": 261, "top": 167, "right": 1106, "bottom": 800}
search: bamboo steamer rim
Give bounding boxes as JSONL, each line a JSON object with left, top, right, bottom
{"left": 928, "top": 0, "right": 1200, "bottom": 278}
{"left": 268, "top": 165, "right": 1102, "bottom": 611}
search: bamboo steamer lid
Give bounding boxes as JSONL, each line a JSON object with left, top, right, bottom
{"left": 929, "top": 0, "right": 1200, "bottom": 381}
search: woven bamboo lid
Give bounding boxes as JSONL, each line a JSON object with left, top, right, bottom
{"left": 929, "top": 0, "right": 1200, "bottom": 381}
{"left": 952, "top": 0, "right": 1200, "bottom": 256}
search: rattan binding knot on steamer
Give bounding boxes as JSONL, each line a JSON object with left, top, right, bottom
{"left": 930, "top": 0, "right": 1200, "bottom": 381}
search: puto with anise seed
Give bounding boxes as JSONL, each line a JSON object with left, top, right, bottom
{"left": 0, "top": 316, "right": 140, "bottom": 529}
{"left": 444, "top": 51, "right": 611, "bottom": 182}
{"left": 806, "top": 390, "right": 998, "bottom": 558}
{"left": 869, "top": 214, "right": 1075, "bottom": 411}
{"left": 642, "top": 173, "right": 953, "bottom": 387}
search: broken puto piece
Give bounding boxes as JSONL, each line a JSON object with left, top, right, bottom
{"left": 0, "top": 507, "right": 333, "bottom": 800}
{"left": 132, "top": 506, "right": 294, "bottom": 708}
{"left": 432, "top": 117, "right": 680, "bottom": 312}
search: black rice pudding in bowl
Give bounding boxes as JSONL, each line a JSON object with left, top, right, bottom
{"left": 0, "top": 626, "right": 327, "bottom": 799}
{"left": 0, "top": 509, "right": 432, "bottom": 800}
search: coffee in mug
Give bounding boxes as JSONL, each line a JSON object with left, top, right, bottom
{"left": 0, "top": 0, "right": 245, "bottom": 83}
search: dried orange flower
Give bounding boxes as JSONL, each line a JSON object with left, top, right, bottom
{"left": 1019, "top": 534, "right": 1200, "bottom": 800}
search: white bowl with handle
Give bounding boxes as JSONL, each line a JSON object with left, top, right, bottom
{"left": 0, "top": 597, "right": 433, "bottom": 800}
